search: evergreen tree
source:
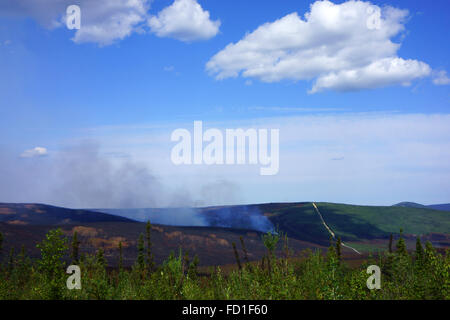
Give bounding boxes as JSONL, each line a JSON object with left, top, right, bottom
{"left": 336, "top": 237, "right": 342, "bottom": 263}
{"left": 183, "top": 252, "right": 190, "bottom": 275}
{"left": 415, "top": 237, "right": 424, "bottom": 265}
{"left": 188, "top": 255, "right": 199, "bottom": 279}
{"left": 37, "top": 229, "right": 67, "bottom": 280}
{"left": 388, "top": 233, "right": 393, "bottom": 253}
{"left": 396, "top": 229, "right": 408, "bottom": 256}
{"left": 71, "top": 231, "right": 80, "bottom": 264}
{"left": 36, "top": 228, "right": 68, "bottom": 299}
{"left": 146, "top": 221, "right": 154, "bottom": 270}
{"left": 424, "top": 241, "right": 436, "bottom": 264}
{"left": 136, "top": 233, "right": 145, "bottom": 269}
{"left": 118, "top": 241, "right": 123, "bottom": 271}
{"left": 96, "top": 248, "right": 106, "bottom": 269}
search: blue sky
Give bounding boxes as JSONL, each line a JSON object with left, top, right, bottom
{"left": 0, "top": 0, "right": 449, "bottom": 208}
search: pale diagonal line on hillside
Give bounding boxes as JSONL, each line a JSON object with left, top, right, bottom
{"left": 312, "top": 202, "right": 361, "bottom": 255}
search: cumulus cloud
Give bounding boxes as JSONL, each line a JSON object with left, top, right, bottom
{"left": 310, "top": 57, "right": 431, "bottom": 93}
{"left": 20, "top": 147, "right": 48, "bottom": 158}
{"left": 70, "top": 0, "right": 150, "bottom": 46}
{"left": 148, "top": 0, "right": 220, "bottom": 42}
{"left": 0, "top": 0, "right": 221, "bottom": 45}
{"left": 0, "top": 0, "right": 150, "bottom": 46}
{"left": 206, "top": 0, "right": 432, "bottom": 93}
{"left": 432, "top": 70, "right": 450, "bottom": 86}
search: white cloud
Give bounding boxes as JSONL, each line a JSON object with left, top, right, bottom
{"left": 20, "top": 147, "right": 48, "bottom": 158}
{"left": 70, "top": 0, "right": 150, "bottom": 46}
{"left": 310, "top": 57, "right": 431, "bottom": 93}
{"left": 1, "top": 0, "right": 220, "bottom": 45}
{"left": 432, "top": 70, "right": 450, "bottom": 85}
{"left": 206, "top": 0, "right": 432, "bottom": 93}
{"left": 0, "top": 0, "right": 150, "bottom": 46}
{"left": 148, "top": 0, "right": 220, "bottom": 42}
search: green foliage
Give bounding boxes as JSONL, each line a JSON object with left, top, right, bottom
{"left": 396, "top": 229, "right": 408, "bottom": 256}
{"left": 336, "top": 237, "right": 342, "bottom": 263}
{"left": 0, "top": 227, "right": 448, "bottom": 300}
{"left": 388, "top": 234, "right": 393, "bottom": 253}
{"left": 118, "top": 241, "right": 123, "bottom": 272}
{"left": 136, "top": 233, "right": 145, "bottom": 270}
{"left": 146, "top": 221, "right": 154, "bottom": 271}
{"left": 261, "top": 229, "right": 280, "bottom": 256}
{"left": 415, "top": 237, "right": 424, "bottom": 265}
{"left": 35, "top": 228, "right": 68, "bottom": 299}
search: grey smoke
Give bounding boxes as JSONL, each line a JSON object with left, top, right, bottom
{"left": 97, "top": 205, "right": 274, "bottom": 233}
{"left": 95, "top": 207, "right": 208, "bottom": 227}
{"left": 0, "top": 141, "right": 272, "bottom": 232}
{"left": 201, "top": 205, "right": 274, "bottom": 233}
{"left": 51, "top": 142, "right": 163, "bottom": 209}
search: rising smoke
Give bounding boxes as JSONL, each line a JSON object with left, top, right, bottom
{"left": 0, "top": 141, "right": 272, "bottom": 232}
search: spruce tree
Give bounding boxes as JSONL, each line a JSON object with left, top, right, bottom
{"left": 388, "top": 233, "right": 393, "bottom": 253}
{"left": 136, "top": 233, "right": 145, "bottom": 269}
{"left": 396, "top": 229, "right": 408, "bottom": 256}
{"left": 118, "top": 241, "right": 123, "bottom": 271}
{"left": 36, "top": 229, "right": 68, "bottom": 299}
{"left": 415, "top": 237, "right": 424, "bottom": 264}
{"left": 188, "top": 255, "right": 199, "bottom": 279}
{"left": 424, "top": 241, "right": 436, "bottom": 265}
{"left": 336, "top": 236, "right": 342, "bottom": 263}
{"left": 146, "top": 221, "right": 154, "bottom": 271}
{"left": 393, "top": 229, "right": 409, "bottom": 286}
{"left": 96, "top": 248, "right": 106, "bottom": 269}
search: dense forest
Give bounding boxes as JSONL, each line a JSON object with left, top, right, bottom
{"left": 0, "top": 223, "right": 448, "bottom": 300}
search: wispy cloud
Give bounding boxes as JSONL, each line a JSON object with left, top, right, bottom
{"left": 432, "top": 70, "right": 450, "bottom": 85}
{"left": 20, "top": 147, "right": 48, "bottom": 158}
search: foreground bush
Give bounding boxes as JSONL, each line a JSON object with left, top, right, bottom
{"left": 0, "top": 229, "right": 448, "bottom": 300}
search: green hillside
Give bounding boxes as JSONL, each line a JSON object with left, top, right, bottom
{"left": 264, "top": 202, "right": 450, "bottom": 244}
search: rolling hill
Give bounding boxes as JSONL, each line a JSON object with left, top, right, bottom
{"left": 263, "top": 202, "right": 450, "bottom": 244}
{"left": 0, "top": 201, "right": 448, "bottom": 267}
{"left": 0, "top": 203, "right": 135, "bottom": 225}
{"left": 100, "top": 202, "right": 450, "bottom": 245}
{"left": 393, "top": 201, "right": 450, "bottom": 212}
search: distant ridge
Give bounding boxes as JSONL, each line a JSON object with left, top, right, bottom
{"left": 393, "top": 202, "right": 450, "bottom": 212}
{"left": 0, "top": 203, "right": 136, "bottom": 225}
{"left": 393, "top": 202, "right": 428, "bottom": 209}
{"left": 428, "top": 203, "right": 450, "bottom": 212}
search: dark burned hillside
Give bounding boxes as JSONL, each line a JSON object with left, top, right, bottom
{"left": 0, "top": 221, "right": 322, "bottom": 267}
{"left": 0, "top": 203, "right": 134, "bottom": 225}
